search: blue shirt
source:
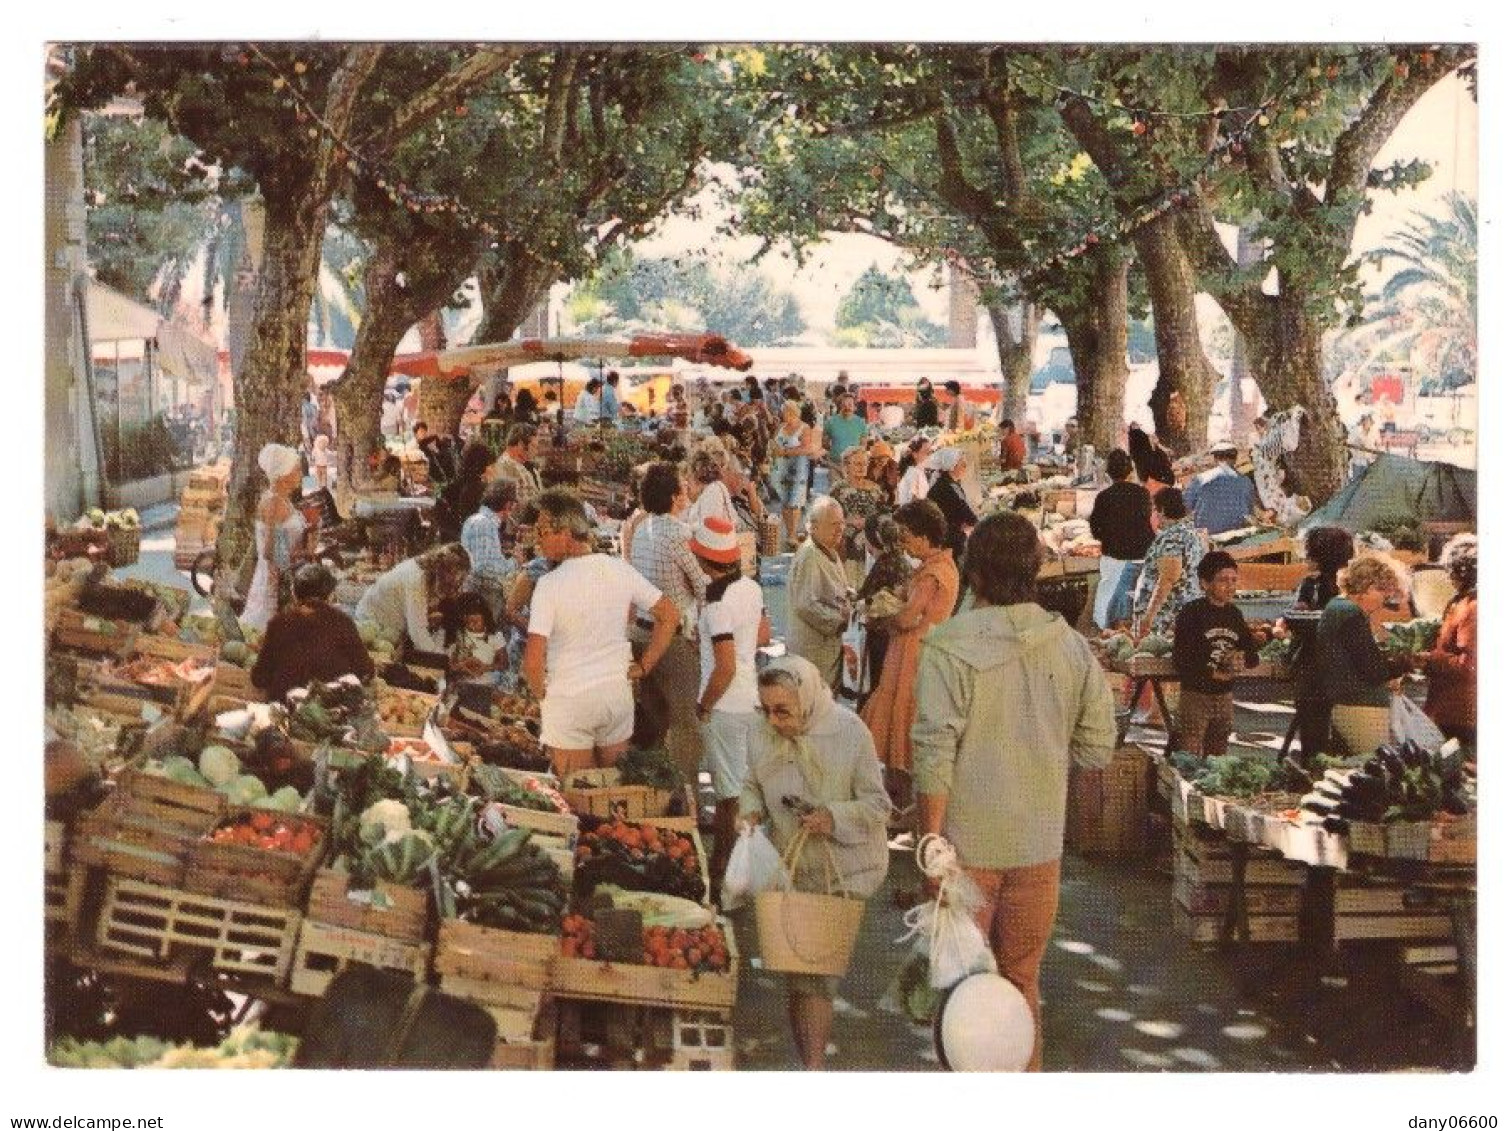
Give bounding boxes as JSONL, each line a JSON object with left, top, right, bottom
{"left": 600, "top": 384, "right": 620, "bottom": 424}
{"left": 1183, "top": 464, "right": 1257, "bottom": 536}
{"left": 823, "top": 412, "right": 868, "bottom": 460}
{"left": 460, "top": 506, "right": 514, "bottom": 588}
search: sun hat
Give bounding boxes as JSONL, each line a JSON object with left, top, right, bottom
{"left": 689, "top": 515, "right": 742, "bottom": 564}
{"left": 933, "top": 971, "right": 1036, "bottom": 1072}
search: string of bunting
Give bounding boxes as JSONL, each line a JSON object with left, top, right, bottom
{"left": 241, "top": 44, "right": 562, "bottom": 270}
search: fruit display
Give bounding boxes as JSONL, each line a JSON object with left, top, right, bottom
{"left": 206, "top": 811, "right": 323, "bottom": 855}
{"left": 572, "top": 817, "right": 705, "bottom": 903}
{"left": 494, "top": 692, "right": 540, "bottom": 722}
{"left": 374, "top": 681, "right": 435, "bottom": 734}
{"left": 559, "top": 913, "right": 730, "bottom": 972}
{"left": 386, "top": 736, "right": 460, "bottom": 772}
{"left": 1300, "top": 740, "right": 1475, "bottom": 832}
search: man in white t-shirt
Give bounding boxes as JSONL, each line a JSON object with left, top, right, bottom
{"left": 689, "top": 515, "right": 771, "bottom": 903}
{"left": 523, "top": 489, "right": 679, "bottom": 775}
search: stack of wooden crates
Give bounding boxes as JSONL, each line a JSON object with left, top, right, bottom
{"left": 173, "top": 465, "right": 229, "bottom": 570}
{"left": 1171, "top": 823, "right": 1305, "bottom": 944}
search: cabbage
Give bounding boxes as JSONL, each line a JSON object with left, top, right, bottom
{"left": 160, "top": 756, "right": 211, "bottom": 789}
{"left": 221, "top": 774, "right": 268, "bottom": 807}
{"left": 267, "top": 785, "right": 303, "bottom": 812}
{"left": 198, "top": 745, "right": 242, "bottom": 787}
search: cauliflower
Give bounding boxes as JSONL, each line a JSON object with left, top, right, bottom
{"left": 359, "top": 799, "right": 412, "bottom": 846}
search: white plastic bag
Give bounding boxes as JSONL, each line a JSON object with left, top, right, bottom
{"left": 722, "top": 823, "right": 785, "bottom": 911}
{"left": 897, "top": 835, "right": 998, "bottom": 990}
{"left": 1390, "top": 693, "right": 1445, "bottom": 751}
{"left": 840, "top": 613, "right": 869, "bottom": 701}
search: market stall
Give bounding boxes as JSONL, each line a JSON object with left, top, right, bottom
{"left": 45, "top": 557, "right": 735, "bottom": 1070}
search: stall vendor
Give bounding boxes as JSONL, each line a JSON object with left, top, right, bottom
{"left": 355, "top": 543, "right": 472, "bottom": 656}
{"left": 252, "top": 564, "right": 375, "bottom": 702}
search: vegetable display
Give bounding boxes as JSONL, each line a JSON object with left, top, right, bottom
{"left": 613, "top": 745, "right": 682, "bottom": 793}
{"left": 282, "top": 678, "right": 387, "bottom": 752}
{"left": 572, "top": 817, "right": 704, "bottom": 903}
{"left": 1300, "top": 740, "right": 1474, "bottom": 830}
{"left": 207, "top": 811, "right": 321, "bottom": 855}
{"left": 441, "top": 825, "right": 568, "bottom": 935}
{"left": 1169, "top": 750, "right": 1276, "bottom": 799}
{"left": 1383, "top": 618, "right": 1442, "bottom": 659}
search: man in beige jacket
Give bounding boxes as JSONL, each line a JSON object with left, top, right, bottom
{"left": 911, "top": 512, "right": 1116, "bottom": 1071}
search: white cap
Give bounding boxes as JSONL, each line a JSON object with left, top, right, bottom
{"left": 927, "top": 448, "right": 965, "bottom": 472}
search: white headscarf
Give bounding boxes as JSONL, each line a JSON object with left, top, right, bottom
{"left": 258, "top": 443, "right": 302, "bottom": 482}
{"left": 761, "top": 654, "right": 837, "bottom": 793}
{"left": 927, "top": 447, "right": 964, "bottom": 473}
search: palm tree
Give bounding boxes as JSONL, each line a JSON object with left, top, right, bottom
{"left": 1365, "top": 192, "right": 1477, "bottom": 390}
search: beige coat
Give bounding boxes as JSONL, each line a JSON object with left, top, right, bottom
{"left": 739, "top": 703, "right": 890, "bottom": 899}
{"left": 786, "top": 539, "right": 850, "bottom": 687}
{"left": 912, "top": 602, "right": 1116, "bottom": 869}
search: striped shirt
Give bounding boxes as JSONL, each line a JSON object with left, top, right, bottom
{"left": 629, "top": 513, "right": 707, "bottom": 621}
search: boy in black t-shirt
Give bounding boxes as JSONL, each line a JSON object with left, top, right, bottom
{"left": 1173, "top": 550, "right": 1258, "bottom": 756}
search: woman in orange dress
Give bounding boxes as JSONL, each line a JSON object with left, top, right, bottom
{"left": 860, "top": 498, "right": 960, "bottom": 823}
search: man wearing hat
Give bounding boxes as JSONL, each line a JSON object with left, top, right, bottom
{"left": 1183, "top": 440, "right": 1258, "bottom": 536}
{"left": 690, "top": 515, "right": 771, "bottom": 901}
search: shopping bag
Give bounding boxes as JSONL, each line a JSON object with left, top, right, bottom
{"left": 722, "top": 822, "right": 785, "bottom": 911}
{"left": 1390, "top": 693, "right": 1446, "bottom": 751}
{"left": 839, "top": 613, "right": 870, "bottom": 701}
{"left": 897, "top": 835, "right": 997, "bottom": 991}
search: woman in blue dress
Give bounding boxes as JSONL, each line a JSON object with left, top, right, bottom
{"left": 770, "top": 400, "right": 814, "bottom": 549}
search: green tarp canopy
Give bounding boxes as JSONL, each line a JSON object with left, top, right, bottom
{"left": 1302, "top": 453, "right": 1475, "bottom": 533}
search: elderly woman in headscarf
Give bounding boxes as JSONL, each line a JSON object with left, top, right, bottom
{"left": 1420, "top": 534, "right": 1477, "bottom": 744}
{"left": 786, "top": 495, "right": 852, "bottom": 687}
{"left": 241, "top": 442, "right": 308, "bottom": 632}
{"left": 740, "top": 655, "right": 890, "bottom": 1070}
{"left": 355, "top": 542, "right": 472, "bottom": 657}
{"left": 924, "top": 446, "right": 978, "bottom": 562}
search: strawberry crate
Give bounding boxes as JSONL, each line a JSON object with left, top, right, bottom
{"left": 561, "top": 766, "right": 674, "bottom": 821}
{"left": 72, "top": 789, "right": 226, "bottom": 888}
{"left": 90, "top": 875, "right": 302, "bottom": 984}
{"left": 305, "top": 866, "right": 430, "bottom": 944}
{"left": 183, "top": 810, "right": 328, "bottom": 907}
{"left": 288, "top": 919, "right": 432, "bottom": 998}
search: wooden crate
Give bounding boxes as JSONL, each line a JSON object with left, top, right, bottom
{"left": 212, "top": 663, "right": 264, "bottom": 704}
{"left": 434, "top": 918, "right": 559, "bottom": 1006}
{"left": 489, "top": 998, "right": 557, "bottom": 1070}
{"left": 91, "top": 876, "right": 302, "bottom": 983}
{"left": 45, "top": 820, "right": 85, "bottom": 944}
{"left": 497, "top": 803, "right": 579, "bottom": 840}
{"left": 1429, "top": 817, "right": 1476, "bottom": 866}
{"left": 72, "top": 789, "right": 226, "bottom": 888}
{"left": 578, "top": 814, "right": 711, "bottom": 906}
{"left": 53, "top": 609, "right": 137, "bottom": 659}
{"left": 183, "top": 811, "right": 328, "bottom": 907}
{"left": 288, "top": 919, "right": 432, "bottom": 998}
{"left": 374, "top": 685, "right": 439, "bottom": 738}
{"left": 115, "top": 765, "right": 225, "bottom": 819}
{"left": 1066, "top": 746, "right": 1149, "bottom": 857}
{"left": 1333, "top": 878, "right": 1454, "bottom": 943}
{"left": 551, "top": 918, "right": 738, "bottom": 1012}
{"left": 1172, "top": 825, "right": 1306, "bottom": 886}
{"left": 305, "top": 867, "right": 430, "bottom": 943}
{"left": 132, "top": 634, "right": 216, "bottom": 665}
{"left": 1172, "top": 905, "right": 1300, "bottom": 945}
{"left": 563, "top": 766, "right": 674, "bottom": 820}
{"left": 669, "top": 1009, "right": 734, "bottom": 1071}
{"left": 1172, "top": 872, "right": 1303, "bottom": 917}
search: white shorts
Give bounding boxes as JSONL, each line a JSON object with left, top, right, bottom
{"left": 540, "top": 683, "right": 635, "bottom": 750}
{"left": 700, "top": 710, "right": 756, "bottom": 801}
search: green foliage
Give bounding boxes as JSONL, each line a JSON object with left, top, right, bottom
{"left": 571, "top": 248, "right": 806, "bottom": 346}
{"left": 831, "top": 263, "right": 946, "bottom": 345}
